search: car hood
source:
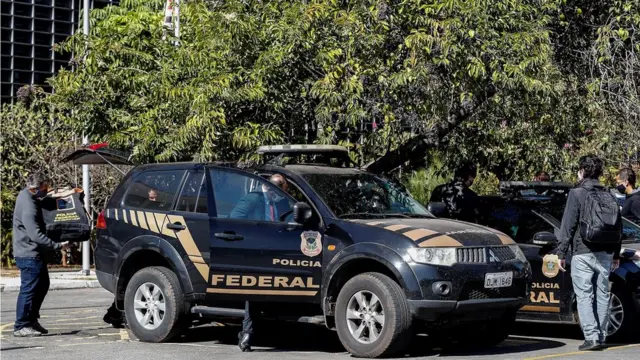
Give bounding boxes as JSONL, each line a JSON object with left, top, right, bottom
{"left": 348, "top": 218, "right": 515, "bottom": 247}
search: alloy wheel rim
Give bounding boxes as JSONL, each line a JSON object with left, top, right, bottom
{"left": 346, "top": 290, "right": 385, "bottom": 344}
{"left": 133, "top": 282, "right": 166, "bottom": 330}
{"left": 607, "top": 293, "right": 624, "bottom": 336}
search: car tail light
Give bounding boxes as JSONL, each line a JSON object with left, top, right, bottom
{"left": 96, "top": 210, "right": 107, "bottom": 229}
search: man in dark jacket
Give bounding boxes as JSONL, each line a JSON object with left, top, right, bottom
{"left": 430, "top": 162, "right": 479, "bottom": 223}
{"left": 230, "top": 174, "right": 292, "bottom": 222}
{"left": 12, "top": 174, "right": 68, "bottom": 337}
{"left": 234, "top": 173, "right": 292, "bottom": 352}
{"left": 616, "top": 168, "right": 640, "bottom": 225}
{"left": 555, "top": 155, "right": 622, "bottom": 351}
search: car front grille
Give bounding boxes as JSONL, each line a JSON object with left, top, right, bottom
{"left": 456, "top": 247, "right": 486, "bottom": 263}
{"left": 456, "top": 246, "right": 516, "bottom": 264}
{"left": 459, "top": 280, "right": 524, "bottom": 300}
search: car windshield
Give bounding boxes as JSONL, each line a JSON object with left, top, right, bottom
{"left": 623, "top": 218, "right": 640, "bottom": 243}
{"left": 302, "top": 173, "right": 432, "bottom": 218}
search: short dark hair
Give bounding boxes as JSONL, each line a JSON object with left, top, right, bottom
{"left": 578, "top": 155, "right": 604, "bottom": 180}
{"left": 618, "top": 168, "right": 636, "bottom": 187}
{"left": 454, "top": 162, "right": 478, "bottom": 181}
{"left": 26, "top": 173, "right": 49, "bottom": 189}
{"left": 534, "top": 171, "right": 550, "bottom": 182}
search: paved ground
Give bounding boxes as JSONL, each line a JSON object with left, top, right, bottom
{"left": 1, "top": 288, "right": 638, "bottom": 360}
{"left": 0, "top": 271, "right": 100, "bottom": 292}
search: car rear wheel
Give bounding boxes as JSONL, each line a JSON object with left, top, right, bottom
{"left": 335, "top": 272, "right": 412, "bottom": 358}
{"left": 606, "top": 285, "right": 637, "bottom": 342}
{"left": 124, "top": 266, "right": 188, "bottom": 342}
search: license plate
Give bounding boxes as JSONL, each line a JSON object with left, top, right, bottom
{"left": 484, "top": 272, "right": 513, "bottom": 288}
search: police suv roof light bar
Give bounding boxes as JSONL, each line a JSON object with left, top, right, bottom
{"left": 257, "top": 144, "right": 358, "bottom": 167}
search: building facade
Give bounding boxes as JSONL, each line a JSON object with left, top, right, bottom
{"left": 1, "top": 0, "right": 117, "bottom": 104}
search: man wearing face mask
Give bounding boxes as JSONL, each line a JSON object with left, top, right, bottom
{"left": 554, "top": 155, "right": 622, "bottom": 351}
{"left": 430, "top": 162, "right": 479, "bottom": 223}
{"left": 12, "top": 174, "right": 69, "bottom": 337}
{"left": 616, "top": 168, "right": 640, "bottom": 225}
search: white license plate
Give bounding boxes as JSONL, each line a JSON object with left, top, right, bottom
{"left": 484, "top": 272, "right": 513, "bottom": 289}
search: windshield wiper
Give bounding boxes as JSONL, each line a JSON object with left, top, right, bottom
{"left": 399, "top": 212, "right": 435, "bottom": 219}
{"left": 340, "top": 212, "right": 412, "bottom": 219}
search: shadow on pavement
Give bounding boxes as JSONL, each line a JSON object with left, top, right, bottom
{"left": 174, "top": 319, "right": 569, "bottom": 357}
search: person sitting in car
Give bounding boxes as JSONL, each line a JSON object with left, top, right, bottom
{"left": 229, "top": 174, "right": 291, "bottom": 222}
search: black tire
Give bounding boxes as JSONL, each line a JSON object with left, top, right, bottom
{"left": 124, "top": 266, "right": 188, "bottom": 342}
{"left": 434, "top": 312, "right": 515, "bottom": 350}
{"left": 607, "top": 284, "right": 638, "bottom": 343}
{"left": 335, "top": 272, "right": 412, "bottom": 358}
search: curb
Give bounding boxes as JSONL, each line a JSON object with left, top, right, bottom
{"left": 0, "top": 280, "right": 101, "bottom": 292}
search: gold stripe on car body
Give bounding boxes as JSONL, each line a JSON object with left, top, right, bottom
{"left": 137, "top": 211, "right": 148, "bottom": 230}
{"left": 366, "top": 221, "right": 386, "bottom": 226}
{"left": 129, "top": 210, "right": 138, "bottom": 227}
{"left": 206, "top": 288, "right": 318, "bottom": 296}
{"left": 521, "top": 305, "right": 560, "bottom": 313}
{"left": 114, "top": 209, "right": 119, "bottom": 221}
{"left": 146, "top": 212, "right": 160, "bottom": 233}
{"left": 167, "top": 214, "right": 209, "bottom": 281}
{"left": 497, "top": 234, "right": 515, "bottom": 245}
{"left": 418, "top": 235, "right": 463, "bottom": 247}
{"left": 122, "top": 210, "right": 128, "bottom": 224}
{"left": 154, "top": 213, "right": 167, "bottom": 233}
{"left": 384, "top": 224, "right": 411, "bottom": 232}
{"left": 402, "top": 228, "right": 438, "bottom": 241}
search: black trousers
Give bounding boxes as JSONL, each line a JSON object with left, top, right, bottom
{"left": 242, "top": 301, "right": 259, "bottom": 335}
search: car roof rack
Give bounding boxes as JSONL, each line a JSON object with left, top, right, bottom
{"left": 256, "top": 144, "right": 358, "bottom": 167}
{"left": 499, "top": 181, "right": 573, "bottom": 198}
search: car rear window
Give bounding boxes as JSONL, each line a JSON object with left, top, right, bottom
{"left": 123, "top": 170, "right": 185, "bottom": 211}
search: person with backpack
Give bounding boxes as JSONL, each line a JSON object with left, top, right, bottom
{"left": 554, "top": 155, "right": 622, "bottom": 351}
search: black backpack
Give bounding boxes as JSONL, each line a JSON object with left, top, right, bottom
{"left": 579, "top": 186, "right": 622, "bottom": 245}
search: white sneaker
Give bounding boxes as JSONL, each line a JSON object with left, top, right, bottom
{"left": 13, "top": 327, "right": 42, "bottom": 337}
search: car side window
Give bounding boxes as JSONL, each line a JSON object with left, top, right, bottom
{"left": 514, "top": 211, "right": 557, "bottom": 244}
{"left": 175, "top": 171, "right": 207, "bottom": 213}
{"left": 123, "top": 170, "right": 185, "bottom": 211}
{"left": 210, "top": 169, "right": 295, "bottom": 222}
{"left": 623, "top": 218, "right": 640, "bottom": 241}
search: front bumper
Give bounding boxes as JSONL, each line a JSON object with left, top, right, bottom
{"left": 409, "top": 297, "right": 526, "bottom": 321}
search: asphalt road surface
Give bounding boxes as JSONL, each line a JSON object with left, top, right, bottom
{"left": 1, "top": 288, "right": 638, "bottom": 360}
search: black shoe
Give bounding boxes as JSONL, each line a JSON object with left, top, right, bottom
{"left": 579, "top": 340, "right": 602, "bottom": 351}
{"left": 238, "top": 332, "right": 252, "bottom": 352}
{"left": 31, "top": 322, "right": 49, "bottom": 335}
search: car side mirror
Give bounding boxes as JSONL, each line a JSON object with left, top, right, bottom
{"left": 427, "top": 202, "right": 447, "bottom": 218}
{"left": 533, "top": 231, "right": 558, "bottom": 246}
{"left": 293, "top": 202, "right": 316, "bottom": 227}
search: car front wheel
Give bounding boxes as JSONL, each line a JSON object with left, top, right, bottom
{"left": 606, "top": 285, "right": 637, "bottom": 342}
{"left": 124, "top": 266, "right": 188, "bottom": 342}
{"left": 335, "top": 272, "right": 412, "bottom": 358}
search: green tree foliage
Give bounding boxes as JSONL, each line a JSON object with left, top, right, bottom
{"left": 49, "top": 0, "right": 560, "bottom": 169}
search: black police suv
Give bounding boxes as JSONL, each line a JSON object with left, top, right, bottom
{"left": 84, "top": 145, "right": 531, "bottom": 358}
{"left": 472, "top": 182, "right": 640, "bottom": 342}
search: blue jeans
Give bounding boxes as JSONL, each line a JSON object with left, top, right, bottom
{"left": 571, "top": 252, "right": 613, "bottom": 342}
{"left": 14, "top": 257, "right": 50, "bottom": 331}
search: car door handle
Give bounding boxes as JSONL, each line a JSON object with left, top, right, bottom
{"left": 215, "top": 232, "right": 244, "bottom": 241}
{"left": 166, "top": 222, "right": 186, "bottom": 231}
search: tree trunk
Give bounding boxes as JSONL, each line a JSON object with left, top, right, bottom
{"left": 366, "top": 85, "right": 497, "bottom": 175}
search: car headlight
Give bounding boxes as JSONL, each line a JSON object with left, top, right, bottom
{"left": 407, "top": 248, "right": 456, "bottom": 266}
{"left": 508, "top": 245, "right": 527, "bottom": 262}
